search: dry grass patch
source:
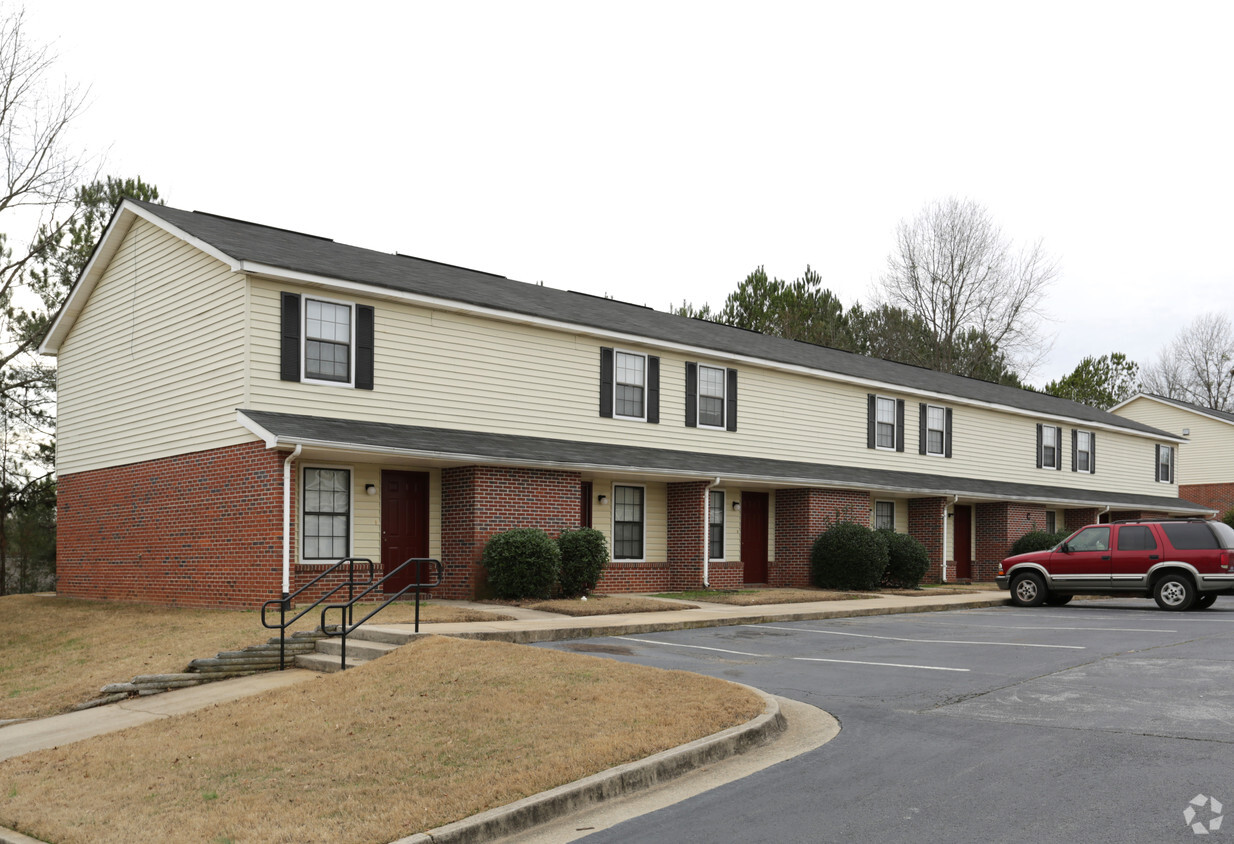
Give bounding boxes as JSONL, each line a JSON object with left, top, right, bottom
{"left": 653, "top": 587, "right": 875, "bottom": 606}
{"left": 0, "top": 636, "right": 762, "bottom": 844}
{"left": 0, "top": 595, "right": 510, "bottom": 720}
{"left": 525, "top": 595, "right": 696, "bottom": 616}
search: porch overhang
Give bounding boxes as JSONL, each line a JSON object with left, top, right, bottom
{"left": 237, "top": 409, "right": 1214, "bottom": 516}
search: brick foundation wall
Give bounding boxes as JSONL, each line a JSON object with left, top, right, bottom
{"left": 441, "top": 466, "right": 582, "bottom": 599}
{"left": 773, "top": 488, "right": 871, "bottom": 588}
{"left": 596, "top": 561, "right": 671, "bottom": 593}
{"left": 975, "top": 502, "right": 1047, "bottom": 581}
{"left": 1065, "top": 508, "right": 1100, "bottom": 531}
{"left": 908, "top": 497, "right": 947, "bottom": 583}
{"left": 1180, "top": 484, "right": 1234, "bottom": 515}
{"left": 57, "top": 441, "right": 287, "bottom": 609}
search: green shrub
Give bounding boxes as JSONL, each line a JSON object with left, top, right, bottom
{"left": 1009, "top": 530, "right": 1070, "bottom": 557}
{"left": 557, "top": 528, "right": 609, "bottom": 597}
{"left": 481, "top": 528, "right": 561, "bottom": 600}
{"left": 1223, "top": 510, "right": 1234, "bottom": 531}
{"left": 811, "top": 522, "right": 889, "bottom": 591}
{"left": 878, "top": 530, "right": 930, "bottom": 588}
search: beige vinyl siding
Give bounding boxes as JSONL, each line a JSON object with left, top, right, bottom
{"left": 871, "top": 496, "right": 910, "bottom": 533}
{"left": 56, "top": 220, "right": 249, "bottom": 475}
{"left": 590, "top": 479, "right": 667, "bottom": 562}
{"left": 1113, "top": 397, "right": 1234, "bottom": 485}
{"left": 246, "top": 278, "right": 1173, "bottom": 499}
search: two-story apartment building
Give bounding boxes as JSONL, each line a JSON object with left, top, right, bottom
{"left": 39, "top": 200, "right": 1209, "bottom": 608}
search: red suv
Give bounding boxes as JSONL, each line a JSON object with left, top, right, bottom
{"left": 997, "top": 519, "right": 1234, "bottom": 611}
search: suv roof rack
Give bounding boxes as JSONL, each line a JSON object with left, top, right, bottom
{"left": 1109, "top": 517, "right": 1208, "bottom": 525}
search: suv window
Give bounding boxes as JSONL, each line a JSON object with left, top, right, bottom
{"left": 1116, "top": 525, "right": 1157, "bottom": 551}
{"left": 1069, "top": 526, "right": 1110, "bottom": 552}
{"left": 1161, "top": 522, "right": 1220, "bottom": 550}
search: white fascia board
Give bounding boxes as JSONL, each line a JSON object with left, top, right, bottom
{"left": 238, "top": 260, "right": 1182, "bottom": 444}
{"left": 234, "top": 412, "right": 1205, "bottom": 513}
{"left": 1111, "top": 393, "right": 1234, "bottom": 431}
{"left": 40, "top": 201, "right": 244, "bottom": 355}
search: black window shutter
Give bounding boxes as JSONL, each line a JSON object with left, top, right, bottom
{"left": 1036, "top": 423, "right": 1044, "bottom": 468}
{"left": 945, "top": 408, "right": 953, "bottom": 458}
{"left": 1055, "top": 427, "right": 1062, "bottom": 470}
{"left": 1071, "top": 429, "right": 1078, "bottom": 472}
{"left": 895, "top": 399, "right": 905, "bottom": 452}
{"left": 1155, "top": 445, "right": 1162, "bottom": 482}
{"left": 866, "top": 394, "right": 876, "bottom": 449}
{"left": 647, "top": 356, "right": 660, "bottom": 423}
{"left": 685, "top": 363, "right": 698, "bottom": 427}
{"left": 280, "top": 292, "right": 301, "bottom": 382}
{"left": 356, "top": 305, "right": 374, "bottom": 390}
{"left": 599, "top": 348, "right": 614, "bottom": 418}
{"left": 918, "top": 403, "right": 927, "bottom": 455}
{"left": 726, "top": 368, "right": 738, "bottom": 432}
{"left": 1090, "top": 434, "right": 1096, "bottom": 473}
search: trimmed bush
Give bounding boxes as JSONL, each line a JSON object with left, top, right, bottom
{"left": 1009, "top": 530, "right": 1070, "bottom": 557}
{"left": 811, "top": 521, "right": 889, "bottom": 591}
{"left": 557, "top": 528, "right": 609, "bottom": 597}
{"left": 481, "top": 528, "right": 561, "bottom": 600}
{"left": 879, "top": 529, "right": 930, "bottom": 588}
{"left": 1223, "top": 510, "right": 1234, "bottom": 531}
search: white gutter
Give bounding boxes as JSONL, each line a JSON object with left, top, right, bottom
{"left": 944, "top": 495, "right": 959, "bottom": 583}
{"left": 702, "top": 477, "right": 721, "bottom": 588}
{"left": 283, "top": 444, "right": 302, "bottom": 597}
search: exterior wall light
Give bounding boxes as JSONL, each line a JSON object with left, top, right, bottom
{"left": 365, "top": 484, "right": 377, "bottom": 496}
{"left": 597, "top": 494, "right": 607, "bottom": 504}
{"left": 732, "top": 501, "right": 741, "bottom": 511}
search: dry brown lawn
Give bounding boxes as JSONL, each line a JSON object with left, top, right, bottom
{"left": 0, "top": 636, "right": 762, "bottom": 844}
{"left": 525, "top": 594, "right": 697, "bottom": 616}
{"left": 0, "top": 595, "right": 511, "bottom": 720}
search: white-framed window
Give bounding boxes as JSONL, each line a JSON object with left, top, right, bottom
{"left": 614, "top": 351, "right": 647, "bottom": 420}
{"left": 874, "top": 500, "right": 895, "bottom": 531}
{"left": 1042, "top": 425, "right": 1058, "bottom": 469}
{"left": 1076, "top": 431, "right": 1093, "bottom": 473}
{"left": 1045, "top": 511, "right": 1057, "bottom": 533}
{"left": 698, "top": 365, "right": 726, "bottom": 429}
{"left": 875, "top": 396, "right": 897, "bottom": 450}
{"left": 302, "top": 466, "right": 352, "bottom": 560}
{"left": 926, "top": 405, "right": 946, "bottom": 456}
{"left": 709, "top": 490, "right": 724, "bottom": 559}
{"left": 1158, "top": 445, "right": 1174, "bottom": 483}
{"left": 303, "top": 297, "right": 354, "bottom": 385}
{"left": 612, "top": 485, "right": 645, "bottom": 560}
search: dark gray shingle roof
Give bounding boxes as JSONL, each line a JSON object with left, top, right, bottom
{"left": 130, "top": 200, "right": 1178, "bottom": 440}
{"left": 240, "top": 410, "right": 1209, "bottom": 514}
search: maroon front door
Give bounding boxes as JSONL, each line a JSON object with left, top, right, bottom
{"left": 954, "top": 505, "right": 973, "bottom": 579}
{"left": 381, "top": 470, "right": 430, "bottom": 592}
{"left": 741, "top": 492, "right": 770, "bottom": 584}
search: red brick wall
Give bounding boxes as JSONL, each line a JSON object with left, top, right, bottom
{"left": 1180, "top": 483, "right": 1234, "bottom": 515}
{"left": 1065, "top": 508, "right": 1100, "bottom": 532}
{"left": 667, "top": 481, "right": 707, "bottom": 590}
{"left": 975, "top": 502, "right": 1047, "bottom": 580}
{"left": 441, "top": 466, "right": 582, "bottom": 599}
{"left": 908, "top": 497, "right": 947, "bottom": 583}
{"left": 597, "top": 561, "right": 671, "bottom": 593}
{"left": 57, "top": 441, "right": 287, "bottom": 609}
{"left": 773, "top": 488, "right": 871, "bottom": 588}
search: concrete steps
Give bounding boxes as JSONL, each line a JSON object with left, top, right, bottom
{"left": 296, "top": 627, "right": 416, "bottom": 673}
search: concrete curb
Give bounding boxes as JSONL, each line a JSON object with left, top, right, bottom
{"left": 0, "top": 827, "right": 49, "bottom": 844}
{"left": 392, "top": 597, "right": 1010, "bottom": 646}
{"left": 390, "top": 684, "right": 788, "bottom": 844}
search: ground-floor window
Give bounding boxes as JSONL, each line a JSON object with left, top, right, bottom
{"left": 304, "top": 467, "right": 351, "bottom": 560}
{"left": 1045, "top": 511, "right": 1057, "bottom": 533}
{"left": 709, "top": 490, "right": 724, "bottom": 559}
{"left": 613, "top": 485, "right": 645, "bottom": 560}
{"left": 874, "top": 500, "right": 895, "bottom": 531}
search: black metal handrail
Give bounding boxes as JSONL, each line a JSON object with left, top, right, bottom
{"left": 261, "top": 557, "right": 376, "bottom": 669}
{"left": 321, "top": 558, "right": 445, "bottom": 671}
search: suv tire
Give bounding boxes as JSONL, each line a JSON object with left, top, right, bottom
{"left": 1194, "top": 593, "right": 1218, "bottom": 610}
{"left": 1153, "top": 574, "right": 1196, "bottom": 611}
{"left": 1011, "top": 572, "right": 1047, "bottom": 607}
{"left": 1045, "top": 594, "right": 1073, "bottom": 606}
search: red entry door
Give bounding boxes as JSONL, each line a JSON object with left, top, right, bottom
{"left": 741, "top": 492, "right": 770, "bottom": 584}
{"left": 381, "top": 470, "right": 430, "bottom": 592}
{"left": 953, "top": 505, "right": 973, "bottom": 579}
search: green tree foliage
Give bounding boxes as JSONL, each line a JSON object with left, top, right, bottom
{"left": 556, "top": 528, "right": 608, "bottom": 597}
{"left": 811, "top": 521, "right": 889, "bottom": 590}
{"left": 481, "top": 528, "right": 561, "bottom": 600}
{"left": 1043, "top": 353, "right": 1139, "bottom": 409}
{"left": 5, "top": 475, "right": 54, "bottom": 593}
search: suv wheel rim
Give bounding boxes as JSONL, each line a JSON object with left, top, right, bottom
{"left": 1015, "top": 579, "right": 1038, "bottom": 602}
{"left": 1160, "top": 581, "right": 1187, "bottom": 607}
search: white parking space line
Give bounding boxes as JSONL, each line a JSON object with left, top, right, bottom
{"left": 900, "top": 619, "right": 1174, "bottom": 633}
{"left": 617, "top": 637, "right": 970, "bottom": 673}
{"left": 753, "top": 625, "right": 1085, "bottom": 649}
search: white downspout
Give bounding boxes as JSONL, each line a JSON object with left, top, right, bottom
{"left": 943, "top": 495, "right": 959, "bottom": 583}
{"left": 1099, "top": 505, "right": 1111, "bottom": 522}
{"left": 283, "top": 444, "right": 302, "bottom": 598}
{"left": 703, "top": 477, "right": 721, "bottom": 588}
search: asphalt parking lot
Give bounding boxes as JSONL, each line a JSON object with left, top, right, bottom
{"left": 540, "top": 599, "right": 1234, "bottom": 843}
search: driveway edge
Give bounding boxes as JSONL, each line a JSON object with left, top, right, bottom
{"left": 391, "top": 684, "right": 789, "bottom": 844}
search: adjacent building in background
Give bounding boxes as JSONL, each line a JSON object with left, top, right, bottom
{"left": 40, "top": 201, "right": 1209, "bottom": 608}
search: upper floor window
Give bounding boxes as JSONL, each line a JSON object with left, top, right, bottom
{"left": 305, "top": 299, "right": 352, "bottom": 383}
{"left": 599, "top": 347, "right": 659, "bottom": 423}
{"left": 303, "top": 467, "right": 351, "bottom": 560}
{"left": 1073, "top": 430, "right": 1094, "bottom": 473}
{"left": 918, "top": 404, "right": 952, "bottom": 457}
{"left": 686, "top": 362, "right": 738, "bottom": 431}
{"left": 698, "top": 365, "right": 726, "bottom": 428}
{"left": 867, "top": 394, "right": 905, "bottom": 452}
{"left": 709, "top": 490, "right": 724, "bottom": 559}
{"left": 1038, "top": 424, "right": 1061, "bottom": 470}
{"left": 1156, "top": 445, "right": 1174, "bottom": 483}
{"left": 874, "top": 500, "right": 895, "bottom": 531}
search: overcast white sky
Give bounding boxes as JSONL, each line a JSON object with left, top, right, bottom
{"left": 25, "top": 1, "right": 1234, "bottom": 386}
